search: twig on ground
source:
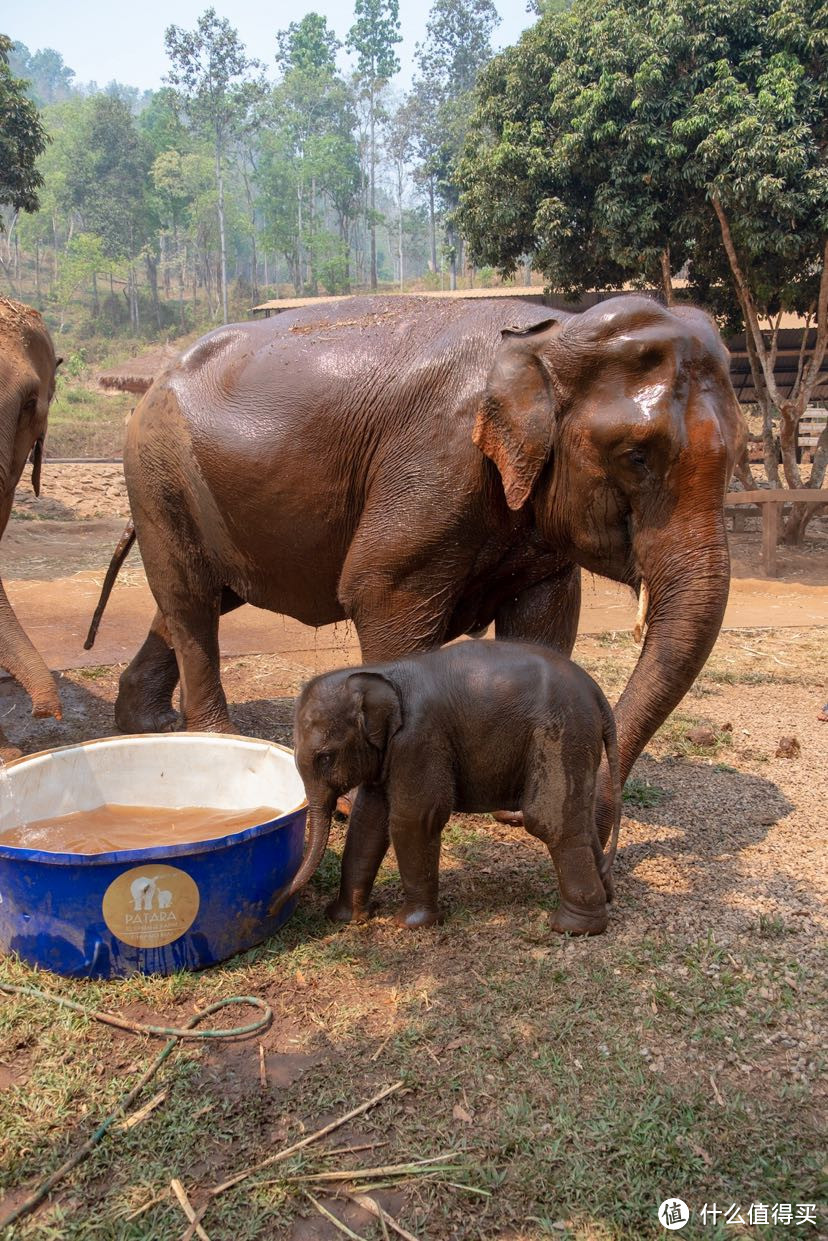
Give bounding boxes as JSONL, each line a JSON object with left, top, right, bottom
{"left": 114, "top": 1088, "right": 168, "bottom": 1131}
{"left": 124, "top": 1191, "right": 167, "bottom": 1221}
{"left": 442, "top": 1181, "right": 491, "bottom": 1197}
{"left": 179, "top": 1080, "right": 405, "bottom": 1241}
{"left": 369, "top": 1031, "right": 395, "bottom": 1062}
{"left": 286, "top": 1153, "right": 460, "bottom": 1184}
{"left": 258, "top": 1043, "right": 267, "bottom": 1089}
{"left": 170, "top": 1179, "right": 211, "bottom": 1241}
{"left": 709, "top": 1073, "right": 726, "bottom": 1106}
{"left": 304, "top": 1191, "right": 369, "bottom": 1240}
{"left": 347, "top": 1194, "right": 419, "bottom": 1241}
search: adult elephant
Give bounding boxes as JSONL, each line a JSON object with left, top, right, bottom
{"left": 0, "top": 296, "right": 61, "bottom": 718}
{"left": 92, "top": 294, "right": 743, "bottom": 840}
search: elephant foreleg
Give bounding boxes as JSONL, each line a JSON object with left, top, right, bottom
{"left": 326, "top": 785, "right": 390, "bottom": 923}
{"left": 494, "top": 563, "right": 581, "bottom": 654}
{"left": 389, "top": 803, "right": 448, "bottom": 930}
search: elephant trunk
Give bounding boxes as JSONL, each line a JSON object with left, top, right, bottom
{"left": 596, "top": 509, "right": 730, "bottom": 843}
{"left": 270, "top": 793, "right": 336, "bottom": 914}
{"left": 0, "top": 575, "right": 61, "bottom": 719}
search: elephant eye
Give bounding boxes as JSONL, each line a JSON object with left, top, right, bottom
{"left": 316, "top": 751, "right": 334, "bottom": 769}
{"left": 627, "top": 448, "right": 648, "bottom": 468}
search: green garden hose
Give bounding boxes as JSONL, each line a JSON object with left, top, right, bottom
{"left": 0, "top": 981, "right": 273, "bottom": 1230}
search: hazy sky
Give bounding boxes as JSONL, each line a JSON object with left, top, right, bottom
{"left": 7, "top": 1, "right": 534, "bottom": 93}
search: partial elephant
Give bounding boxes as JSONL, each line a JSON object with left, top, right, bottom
{"left": 285, "top": 641, "right": 622, "bottom": 936}
{"left": 0, "top": 297, "right": 61, "bottom": 718}
{"left": 88, "top": 294, "right": 744, "bottom": 842}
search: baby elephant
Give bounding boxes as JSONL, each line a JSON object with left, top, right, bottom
{"left": 281, "top": 640, "right": 622, "bottom": 936}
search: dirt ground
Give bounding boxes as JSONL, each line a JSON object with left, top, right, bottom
{"left": 0, "top": 470, "right": 826, "bottom": 1240}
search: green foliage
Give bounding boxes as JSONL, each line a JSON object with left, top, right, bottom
{"left": 348, "top": 0, "right": 402, "bottom": 84}
{"left": 64, "top": 95, "right": 155, "bottom": 263}
{"left": 622, "top": 778, "right": 667, "bottom": 809}
{"left": 0, "top": 34, "right": 49, "bottom": 217}
{"left": 458, "top": 0, "right": 828, "bottom": 317}
{"left": 276, "top": 14, "right": 340, "bottom": 73}
{"left": 7, "top": 40, "right": 76, "bottom": 106}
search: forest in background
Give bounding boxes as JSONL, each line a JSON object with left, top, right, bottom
{"left": 2, "top": 0, "right": 826, "bottom": 535}
{"left": 1, "top": 0, "right": 506, "bottom": 355}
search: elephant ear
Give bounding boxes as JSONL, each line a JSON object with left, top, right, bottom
{"left": 474, "top": 318, "right": 562, "bottom": 511}
{"left": 347, "top": 672, "right": 403, "bottom": 752}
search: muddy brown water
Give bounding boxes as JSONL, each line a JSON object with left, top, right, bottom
{"left": 1, "top": 803, "right": 282, "bottom": 854}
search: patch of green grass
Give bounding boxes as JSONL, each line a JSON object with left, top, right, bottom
{"left": 47, "top": 381, "right": 132, "bottom": 456}
{"left": 756, "top": 914, "right": 792, "bottom": 940}
{"left": 74, "top": 665, "right": 111, "bottom": 681}
{"left": 1, "top": 821, "right": 824, "bottom": 1241}
{"left": 623, "top": 778, "right": 667, "bottom": 809}
{"left": 655, "top": 713, "right": 733, "bottom": 758}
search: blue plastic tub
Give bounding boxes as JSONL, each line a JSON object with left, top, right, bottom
{"left": 0, "top": 734, "right": 307, "bottom": 979}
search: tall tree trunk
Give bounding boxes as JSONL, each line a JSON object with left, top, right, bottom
{"left": 146, "top": 252, "right": 162, "bottom": 329}
{"left": 397, "top": 168, "right": 404, "bottom": 292}
{"left": 369, "top": 77, "right": 377, "bottom": 291}
{"left": 215, "top": 135, "right": 229, "bottom": 324}
{"left": 660, "top": 247, "right": 674, "bottom": 305}
{"left": 428, "top": 177, "right": 437, "bottom": 272}
{"left": 34, "top": 242, "right": 41, "bottom": 307}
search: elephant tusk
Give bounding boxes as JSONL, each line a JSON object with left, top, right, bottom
{"left": 633, "top": 581, "right": 649, "bottom": 644}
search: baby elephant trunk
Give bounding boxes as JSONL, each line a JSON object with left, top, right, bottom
{"left": 597, "top": 697, "right": 622, "bottom": 891}
{"left": 269, "top": 794, "right": 336, "bottom": 916}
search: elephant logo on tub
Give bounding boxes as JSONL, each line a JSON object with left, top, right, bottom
{"left": 103, "top": 863, "right": 200, "bottom": 949}
{"left": 130, "top": 874, "right": 173, "bottom": 912}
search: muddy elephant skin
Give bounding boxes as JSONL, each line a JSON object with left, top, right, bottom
{"left": 287, "top": 640, "right": 623, "bottom": 936}
{"left": 0, "top": 297, "right": 61, "bottom": 718}
{"left": 111, "top": 293, "right": 743, "bottom": 841}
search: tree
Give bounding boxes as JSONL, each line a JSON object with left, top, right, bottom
{"left": 457, "top": 0, "right": 828, "bottom": 536}
{"left": 0, "top": 35, "right": 49, "bottom": 224}
{"left": 409, "top": 0, "right": 499, "bottom": 286}
{"left": 165, "top": 9, "right": 260, "bottom": 323}
{"left": 261, "top": 14, "right": 360, "bottom": 295}
{"left": 348, "top": 0, "right": 401, "bottom": 289}
{"left": 64, "top": 94, "right": 155, "bottom": 329}
{"left": 386, "top": 97, "right": 416, "bottom": 289}
{"left": 8, "top": 42, "right": 76, "bottom": 105}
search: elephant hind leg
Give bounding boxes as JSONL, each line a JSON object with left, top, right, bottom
{"left": 115, "top": 588, "right": 243, "bottom": 734}
{"left": 523, "top": 737, "right": 608, "bottom": 936}
{"left": 115, "top": 610, "right": 179, "bottom": 733}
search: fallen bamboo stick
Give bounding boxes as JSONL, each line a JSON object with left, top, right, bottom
{"left": 179, "top": 1080, "right": 405, "bottom": 1241}
{"left": 304, "top": 1191, "right": 369, "bottom": 1240}
{"left": 347, "top": 1193, "right": 419, "bottom": 1241}
{"left": 286, "top": 1153, "right": 460, "bottom": 1184}
{"left": 170, "top": 1179, "right": 211, "bottom": 1241}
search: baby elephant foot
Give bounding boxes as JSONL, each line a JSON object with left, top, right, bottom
{"left": 549, "top": 901, "right": 608, "bottom": 937}
{"left": 394, "top": 903, "right": 441, "bottom": 930}
{"left": 325, "top": 893, "right": 376, "bottom": 924}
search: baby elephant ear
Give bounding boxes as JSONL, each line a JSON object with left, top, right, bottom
{"left": 347, "top": 672, "right": 403, "bottom": 751}
{"left": 474, "top": 319, "right": 562, "bottom": 511}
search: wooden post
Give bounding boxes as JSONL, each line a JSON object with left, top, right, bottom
{"left": 762, "top": 500, "right": 780, "bottom": 577}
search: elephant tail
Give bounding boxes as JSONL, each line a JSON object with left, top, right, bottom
{"left": 84, "top": 520, "right": 136, "bottom": 650}
{"left": 598, "top": 694, "right": 622, "bottom": 884}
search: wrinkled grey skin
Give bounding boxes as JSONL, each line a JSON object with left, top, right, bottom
{"left": 0, "top": 298, "right": 61, "bottom": 719}
{"left": 95, "top": 293, "right": 744, "bottom": 844}
{"left": 284, "top": 641, "right": 623, "bottom": 936}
